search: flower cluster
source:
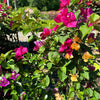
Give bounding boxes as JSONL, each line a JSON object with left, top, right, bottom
{"left": 14, "top": 46, "right": 28, "bottom": 61}
{"left": 0, "top": 70, "right": 20, "bottom": 87}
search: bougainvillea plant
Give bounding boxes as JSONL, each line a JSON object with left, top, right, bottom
{"left": 0, "top": 0, "right": 100, "bottom": 100}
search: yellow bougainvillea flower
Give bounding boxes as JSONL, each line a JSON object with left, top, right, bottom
{"left": 65, "top": 53, "right": 73, "bottom": 60}
{"left": 71, "top": 42, "right": 80, "bottom": 50}
{"left": 82, "top": 51, "right": 93, "bottom": 62}
{"left": 69, "top": 74, "right": 79, "bottom": 82}
{"left": 73, "top": 36, "right": 81, "bottom": 43}
{"left": 54, "top": 93, "right": 63, "bottom": 100}
{"left": 87, "top": 37, "right": 94, "bottom": 43}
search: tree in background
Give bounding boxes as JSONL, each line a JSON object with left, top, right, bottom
{"left": 9, "top": 0, "right": 60, "bottom": 11}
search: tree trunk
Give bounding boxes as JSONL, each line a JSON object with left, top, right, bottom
{"left": 7, "top": 0, "right": 9, "bottom": 6}
{"left": 14, "top": 0, "right": 17, "bottom": 11}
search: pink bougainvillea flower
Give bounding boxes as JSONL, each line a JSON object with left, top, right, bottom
{"left": 88, "top": 65, "right": 95, "bottom": 71}
{"left": 0, "top": 4, "right": 2, "bottom": 9}
{"left": 6, "top": 6, "right": 12, "bottom": 10}
{"left": 40, "top": 28, "right": 52, "bottom": 39}
{"left": 14, "top": 46, "right": 28, "bottom": 61}
{"left": 0, "top": 65, "right": 2, "bottom": 74}
{"left": 33, "top": 41, "right": 45, "bottom": 51}
{"left": 59, "top": 0, "right": 70, "bottom": 9}
{"left": 4, "top": 0, "right": 7, "bottom": 3}
{"left": 0, "top": 76, "right": 9, "bottom": 87}
{"left": 59, "top": 38, "right": 73, "bottom": 55}
{"left": 52, "top": 25, "right": 59, "bottom": 31}
{"left": 2, "top": 13, "right": 7, "bottom": 17}
{"left": 10, "top": 70, "right": 20, "bottom": 80}
{"left": 86, "top": 0, "right": 92, "bottom": 6}
{"left": 19, "top": 91, "right": 26, "bottom": 100}
{"left": 61, "top": 12, "right": 77, "bottom": 27}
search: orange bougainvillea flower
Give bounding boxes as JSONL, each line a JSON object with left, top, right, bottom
{"left": 69, "top": 74, "right": 79, "bottom": 82}
{"left": 71, "top": 42, "right": 80, "bottom": 50}
{"left": 87, "top": 37, "right": 94, "bottom": 43}
{"left": 73, "top": 36, "right": 81, "bottom": 43}
{"left": 65, "top": 53, "right": 73, "bottom": 60}
{"left": 54, "top": 93, "right": 63, "bottom": 100}
{"left": 82, "top": 51, "right": 93, "bottom": 62}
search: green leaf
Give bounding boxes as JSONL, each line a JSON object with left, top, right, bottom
{"left": 81, "top": 71, "right": 89, "bottom": 80}
{"left": 71, "top": 67, "right": 76, "bottom": 75}
{"left": 42, "top": 75, "right": 50, "bottom": 87}
{"left": 75, "top": 10, "right": 81, "bottom": 19}
{"left": 47, "top": 62, "right": 52, "bottom": 70}
{"left": 5, "top": 73, "right": 11, "bottom": 79}
{"left": 69, "top": 87, "right": 74, "bottom": 92}
{"left": 27, "top": 35, "right": 34, "bottom": 43}
{"left": 60, "top": 66, "right": 66, "bottom": 74}
{"left": 93, "top": 91, "right": 100, "bottom": 99}
{"left": 4, "top": 50, "right": 13, "bottom": 58}
{"left": 76, "top": 91, "right": 84, "bottom": 100}
{"left": 75, "top": 83, "right": 80, "bottom": 89}
{"left": 59, "top": 35, "right": 69, "bottom": 45}
{"left": 12, "top": 13, "right": 22, "bottom": 21}
{"left": 79, "top": 24, "right": 93, "bottom": 39}
{"left": 84, "top": 88, "right": 93, "bottom": 97}
{"left": 4, "top": 89, "right": 9, "bottom": 96}
{"left": 48, "top": 52, "right": 60, "bottom": 64}
{"left": 90, "top": 13, "right": 100, "bottom": 22}
{"left": 23, "top": 27, "right": 30, "bottom": 36}
{"left": 14, "top": 66, "right": 19, "bottom": 73}
{"left": 70, "top": 0, "right": 80, "bottom": 5}
{"left": 7, "top": 59, "right": 15, "bottom": 69}
{"left": 57, "top": 70, "right": 68, "bottom": 82}
{"left": 11, "top": 90, "right": 17, "bottom": 95}
{"left": 83, "top": 67, "right": 89, "bottom": 71}
{"left": 63, "top": 61, "right": 71, "bottom": 67}
{"left": 12, "top": 94, "right": 18, "bottom": 100}
{"left": 69, "top": 92, "right": 75, "bottom": 98}
{"left": 39, "top": 46, "right": 45, "bottom": 53}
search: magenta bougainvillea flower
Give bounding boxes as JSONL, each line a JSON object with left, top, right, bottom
{"left": 88, "top": 65, "right": 95, "bottom": 71}
{"left": 54, "top": 8, "right": 77, "bottom": 28}
{"left": 59, "top": 0, "right": 70, "bottom": 9}
{"left": 2, "top": 13, "right": 7, "bottom": 17}
{"left": 10, "top": 70, "right": 20, "bottom": 80}
{"left": 33, "top": 41, "right": 45, "bottom": 51}
{"left": 0, "top": 65, "right": 2, "bottom": 74}
{"left": 4, "top": 0, "right": 7, "bottom": 3}
{"left": 14, "top": 46, "right": 28, "bottom": 61}
{"left": 59, "top": 38, "right": 73, "bottom": 56}
{"left": 80, "top": 8, "right": 93, "bottom": 22}
{"left": 0, "top": 76, "right": 9, "bottom": 87}
{"left": 40, "top": 28, "right": 52, "bottom": 39}
{"left": 52, "top": 25, "right": 59, "bottom": 31}
{"left": 86, "top": 83, "right": 92, "bottom": 88}
{"left": 86, "top": 0, "right": 92, "bottom": 6}
{"left": 54, "top": 8, "right": 68, "bottom": 23}
{"left": 10, "top": 21, "right": 13, "bottom": 27}
{"left": 0, "top": 4, "right": 2, "bottom": 9}
{"left": 99, "top": 48, "right": 100, "bottom": 52}
{"left": 61, "top": 12, "right": 77, "bottom": 28}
